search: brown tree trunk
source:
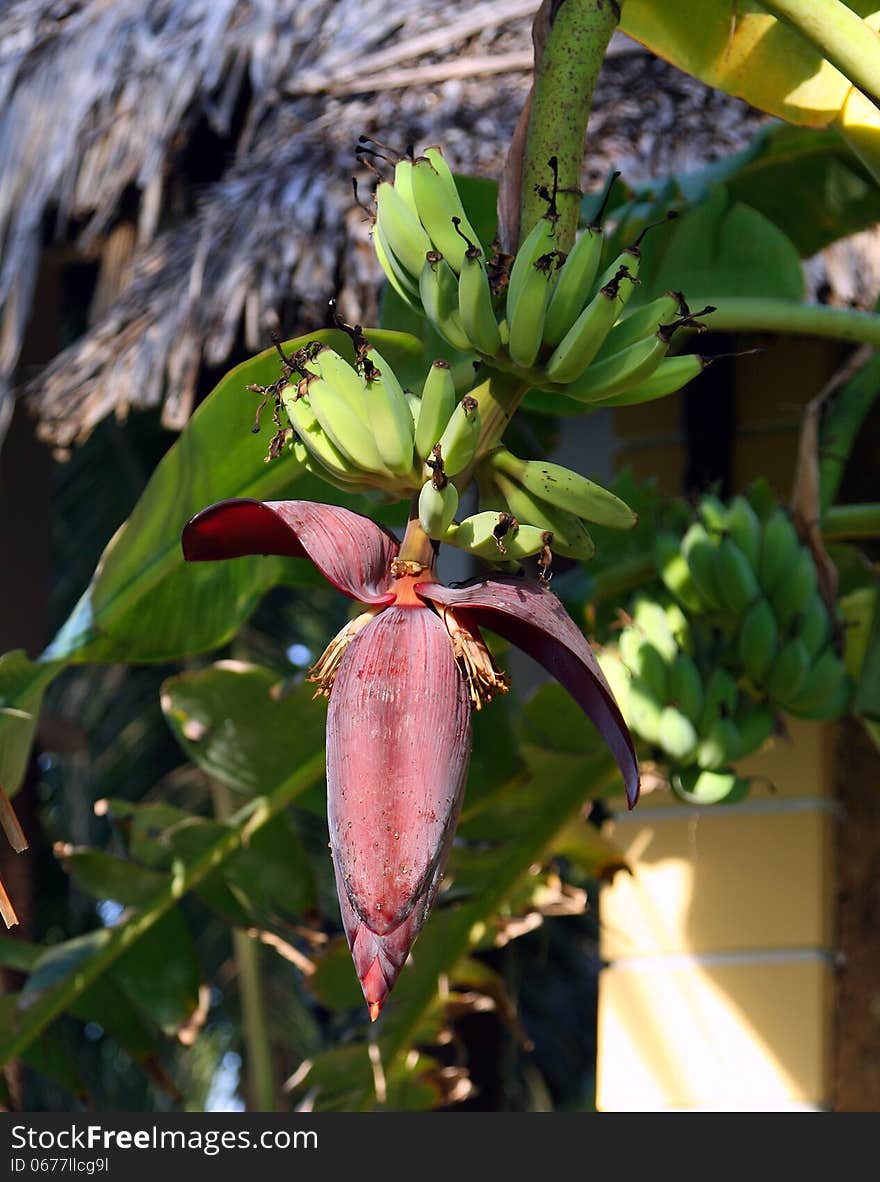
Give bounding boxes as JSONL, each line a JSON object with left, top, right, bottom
{"left": 832, "top": 719, "right": 880, "bottom": 1111}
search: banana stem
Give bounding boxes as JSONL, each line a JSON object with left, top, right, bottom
{"left": 759, "top": 0, "right": 880, "bottom": 112}
{"left": 693, "top": 298, "right": 880, "bottom": 347}
{"left": 819, "top": 349, "right": 880, "bottom": 515}
{"left": 823, "top": 502, "right": 880, "bottom": 540}
{"left": 518, "top": 0, "right": 620, "bottom": 254}
{"left": 398, "top": 500, "right": 437, "bottom": 568}
{"left": 212, "top": 781, "right": 276, "bottom": 1112}
{"left": 455, "top": 369, "right": 530, "bottom": 490}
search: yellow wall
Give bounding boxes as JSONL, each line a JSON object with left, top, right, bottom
{"left": 597, "top": 724, "right": 838, "bottom": 1111}
{"left": 596, "top": 340, "right": 841, "bottom": 1111}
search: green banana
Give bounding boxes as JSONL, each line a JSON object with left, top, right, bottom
{"left": 665, "top": 603, "right": 694, "bottom": 654}
{"left": 671, "top": 768, "right": 750, "bottom": 806}
{"left": 361, "top": 346, "right": 416, "bottom": 478}
{"left": 738, "top": 598, "right": 778, "bottom": 683}
{"left": 419, "top": 253, "right": 472, "bottom": 352}
{"left": 632, "top": 597, "right": 678, "bottom": 662}
{"left": 489, "top": 450, "right": 636, "bottom": 529}
{"left": 699, "top": 668, "right": 739, "bottom": 731}
{"left": 375, "top": 180, "right": 432, "bottom": 280}
{"left": 507, "top": 251, "right": 556, "bottom": 370}
{"left": 373, "top": 219, "right": 421, "bottom": 308}
{"left": 541, "top": 224, "right": 605, "bottom": 346}
{"left": 727, "top": 495, "right": 763, "bottom": 569}
{"left": 596, "top": 354, "right": 706, "bottom": 408}
{"left": 766, "top": 636, "right": 811, "bottom": 704}
{"left": 732, "top": 704, "right": 775, "bottom": 760}
{"left": 411, "top": 151, "right": 482, "bottom": 272}
{"left": 698, "top": 494, "right": 730, "bottom": 535}
{"left": 284, "top": 391, "right": 369, "bottom": 483}
{"left": 715, "top": 536, "right": 761, "bottom": 615}
{"left": 627, "top": 677, "right": 664, "bottom": 746}
{"left": 771, "top": 545, "right": 817, "bottom": 631}
{"left": 620, "top": 631, "right": 669, "bottom": 704}
{"left": 658, "top": 705, "right": 699, "bottom": 762}
{"left": 788, "top": 675, "right": 851, "bottom": 721}
{"left": 595, "top": 243, "right": 642, "bottom": 298}
{"left": 786, "top": 648, "right": 847, "bottom": 717}
{"left": 681, "top": 522, "right": 724, "bottom": 612}
{"left": 492, "top": 470, "right": 595, "bottom": 560}
{"left": 309, "top": 347, "right": 370, "bottom": 418}
{"left": 414, "top": 359, "right": 457, "bottom": 462}
{"left": 436, "top": 395, "right": 481, "bottom": 477}
{"left": 405, "top": 390, "right": 421, "bottom": 429}
{"left": 669, "top": 651, "right": 703, "bottom": 724}
{"left": 418, "top": 478, "right": 459, "bottom": 539}
{"left": 696, "top": 717, "right": 740, "bottom": 771}
{"left": 505, "top": 213, "right": 558, "bottom": 328}
{"left": 445, "top": 512, "right": 550, "bottom": 562}
{"left": 800, "top": 591, "right": 831, "bottom": 659}
{"left": 653, "top": 532, "right": 707, "bottom": 613}
{"left": 758, "top": 508, "right": 800, "bottom": 595}
{"left": 456, "top": 235, "right": 502, "bottom": 357}
{"left": 597, "top": 651, "right": 632, "bottom": 715}
{"left": 560, "top": 332, "right": 669, "bottom": 403}
{"left": 303, "top": 376, "right": 387, "bottom": 475}
{"left": 392, "top": 157, "right": 419, "bottom": 213}
{"left": 543, "top": 267, "right": 635, "bottom": 385}
{"left": 594, "top": 293, "right": 681, "bottom": 361}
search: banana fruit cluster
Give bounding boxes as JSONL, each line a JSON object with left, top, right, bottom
{"left": 369, "top": 142, "right": 711, "bottom": 407}
{"left": 598, "top": 598, "right": 771, "bottom": 806}
{"left": 264, "top": 340, "right": 638, "bottom": 566}
{"left": 597, "top": 491, "right": 852, "bottom": 805}
{"left": 452, "top": 447, "right": 638, "bottom": 563}
{"left": 423, "top": 442, "right": 638, "bottom": 566}
{"left": 653, "top": 493, "right": 851, "bottom": 723}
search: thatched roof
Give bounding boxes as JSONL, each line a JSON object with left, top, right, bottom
{"left": 0, "top": 1, "right": 776, "bottom": 452}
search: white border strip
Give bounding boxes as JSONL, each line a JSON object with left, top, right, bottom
{"left": 604, "top": 947, "right": 836, "bottom": 973}
{"left": 611, "top": 795, "right": 843, "bottom": 823}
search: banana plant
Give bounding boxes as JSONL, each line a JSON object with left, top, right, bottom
{"left": 4, "top": 0, "right": 880, "bottom": 1109}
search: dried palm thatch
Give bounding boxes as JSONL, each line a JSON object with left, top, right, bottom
{"left": 1, "top": 0, "right": 774, "bottom": 454}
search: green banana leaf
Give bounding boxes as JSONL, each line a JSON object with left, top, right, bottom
{"left": 640, "top": 187, "right": 806, "bottom": 305}
{"left": 0, "top": 328, "right": 424, "bottom": 795}
{"left": 0, "top": 666, "right": 328, "bottom": 1068}
{"left": 598, "top": 122, "right": 880, "bottom": 260}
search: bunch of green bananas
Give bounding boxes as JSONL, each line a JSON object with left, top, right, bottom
{"left": 598, "top": 597, "right": 769, "bottom": 805}
{"left": 368, "top": 142, "right": 711, "bottom": 408}
{"left": 265, "top": 339, "right": 640, "bottom": 564}
{"left": 652, "top": 492, "right": 851, "bottom": 724}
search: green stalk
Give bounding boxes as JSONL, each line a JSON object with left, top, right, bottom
{"left": 0, "top": 751, "right": 326, "bottom": 1067}
{"left": 455, "top": 370, "right": 529, "bottom": 491}
{"left": 231, "top": 930, "right": 275, "bottom": 1111}
{"left": 212, "top": 782, "right": 275, "bottom": 1113}
{"left": 819, "top": 350, "right": 880, "bottom": 514}
{"left": 697, "top": 298, "right": 880, "bottom": 346}
{"left": 760, "top": 0, "right": 880, "bottom": 111}
{"left": 519, "top": 0, "right": 620, "bottom": 253}
{"left": 822, "top": 502, "right": 880, "bottom": 540}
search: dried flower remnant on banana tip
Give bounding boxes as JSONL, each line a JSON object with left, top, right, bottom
{"left": 182, "top": 498, "right": 639, "bottom": 1018}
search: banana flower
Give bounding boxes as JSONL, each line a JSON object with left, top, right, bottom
{"left": 183, "top": 497, "right": 638, "bottom": 1018}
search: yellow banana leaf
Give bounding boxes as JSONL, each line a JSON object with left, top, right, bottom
{"left": 620, "top": 2, "right": 880, "bottom": 143}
